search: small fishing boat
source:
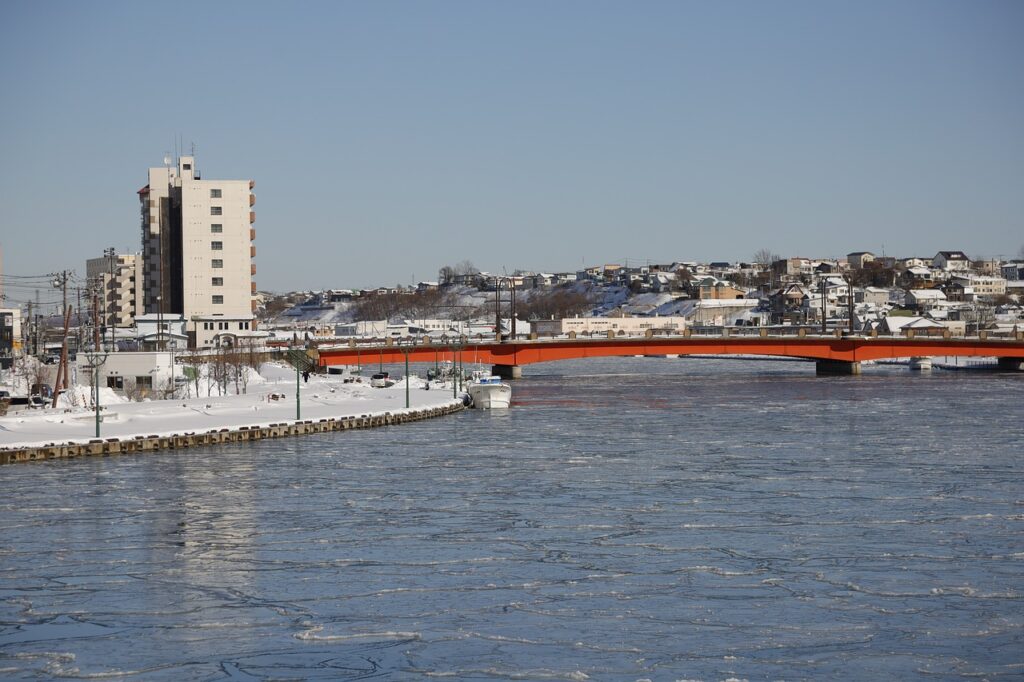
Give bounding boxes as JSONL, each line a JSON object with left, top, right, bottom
{"left": 466, "top": 370, "right": 512, "bottom": 409}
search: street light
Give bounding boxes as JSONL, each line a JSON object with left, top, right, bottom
{"left": 84, "top": 349, "right": 109, "bottom": 438}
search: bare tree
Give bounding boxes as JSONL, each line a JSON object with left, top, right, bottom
{"left": 438, "top": 265, "right": 456, "bottom": 286}
{"left": 518, "top": 285, "right": 594, "bottom": 320}
{"left": 455, "top": 260, "right": 479, "bottom": 277}
{"left": 753, "top": 248, "right": 779, "bottom": 268}
{"left": 29, "top": 360, "right": 52, "bottom": 398}
{"left": 122, "top": 378, "right": 144, "bottom": 402}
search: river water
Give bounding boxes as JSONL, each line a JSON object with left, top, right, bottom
{"left": 1, "top": 358, "right": 1022, "bottom": 680}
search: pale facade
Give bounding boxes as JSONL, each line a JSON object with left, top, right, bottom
{"left": 86, "top": 253, "right": 144, "bottom": 332}
{"left": 533, "top": 316, "right": 688, "bottom": 336}
{"left": 953, "top": 275, "right": 1006, "bottom": 297}
{"left": 139, "top": 155, "right": 256, "bottom": 349}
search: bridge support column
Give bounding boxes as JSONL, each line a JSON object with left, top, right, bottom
{"left": 492, "top": 364, "right": 522, "bottom": 380}
{"left": 997, "top": 357, "right": 1023, "bottom": 371}
{"left": 815, "top": 359, "right": 861, "bottom": 376}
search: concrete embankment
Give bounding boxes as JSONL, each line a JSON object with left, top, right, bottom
{"left": 0, "top": 400, "right": 464, "bottom": 466}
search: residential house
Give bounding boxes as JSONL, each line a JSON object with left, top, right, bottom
{"left": 847, "top": 251, "right": 875, "bottom": 269}
{"left": 861, "top": 287, "right": 890, "bottom": 306}
{"left": 932, "top": 251, "right": 971, "bottom": 271}
{"left": 905, "top": 288, "right": 947, "bottom": 312}
{"left": 1000, "top": 262, "right": 1024, "bottom": 282}
{"left": 900, "top": 266, "right": 940, "bottom": 289}
{"left": 696, "top": 278, "right": 746, "bottom": 300}
{"left": 874, "top": 315, "right": 948, "bottom": 336}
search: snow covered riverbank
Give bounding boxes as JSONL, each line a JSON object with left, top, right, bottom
{"left": 0, "top": 363, "right": 462, "bottom": 451}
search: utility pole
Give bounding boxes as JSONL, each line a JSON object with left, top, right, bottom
{"left": 847, "top": 275, "right": 855, "bottom": 335}
{"left": 51, "top": 271, "right": 70, "bottom": 408}
{"left": 104, "top": 247, "right": 116, "bottom": 352}
{"left": 26, "top": 301, "right": 32, "bottom": 355}
{"left": 92, "top": 285, "right": 101, "bottom": 352}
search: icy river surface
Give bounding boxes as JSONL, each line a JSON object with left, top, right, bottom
{"left": 1, "top": 358, "right": 1022, "bottom": 680}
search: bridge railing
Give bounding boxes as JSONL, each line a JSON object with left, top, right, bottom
{"left": 311, "top": 326, "right": 1023, "bottom": 351}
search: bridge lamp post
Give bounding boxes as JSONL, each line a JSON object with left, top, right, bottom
{"left": 846, "top": 275, "right": 855, "bottom": 335}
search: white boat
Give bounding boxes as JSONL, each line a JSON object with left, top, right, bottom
{"left": 467, "top": 371, "right": 512, "bottom": 409}
{"left": 908, "top": 357, "right": 933, "bottom": 371}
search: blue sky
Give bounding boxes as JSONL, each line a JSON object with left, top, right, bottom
{"left": 1, "top": 0, "right": 1021, "bottom": 293}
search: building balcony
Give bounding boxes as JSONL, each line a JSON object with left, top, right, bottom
{"left": 249, "top": 193, "right": 255, "bottom": 207}
{"left": 250, "top": 245, "right": 256, "bottom": 258}
{"left": 251, "top": 282, "right": 257, "bottom": 294}
{"left": 249, "top": 211, "right": 256, "bottom": 224}
{"left": 251, "top": 263, "right": 256, "bottom": 275}
{"left": 250, "top": 228, "right": 255, "bottom": 241}
{"left": 249, "top": 180, "right": 255, "bottom": 189}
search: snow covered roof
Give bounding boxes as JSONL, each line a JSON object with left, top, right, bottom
{"left": 908, "top": 289, "right": 946, "bottom": 300}
{"left": 883, "top": 316, "right": 946, "bottom": 331}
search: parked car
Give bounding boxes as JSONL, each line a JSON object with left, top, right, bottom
{"left": 370, "top": 372, "right": 391, "bottom": 388}
{"left": 30, "top": 383, "right": 53, "bottom": 399}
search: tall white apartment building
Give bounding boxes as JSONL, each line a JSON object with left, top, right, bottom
{"left": 139, "top": 155, "right": 256, "bottom": 349}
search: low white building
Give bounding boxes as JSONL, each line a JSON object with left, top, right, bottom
{"left": 533, "top": 315, "right": 688, "bottom": 336}
{"left": 76, "top": 351, "right": 175, "bottom": 395}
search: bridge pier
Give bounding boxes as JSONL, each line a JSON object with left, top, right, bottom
{"left": 492, "top": 365, "right": 522, "bottom": 380}
{"left": 815, "top": 359, "right": 861, "bottom": 376}
{"left": 997, "top": 357, "right": 1023, "bottom": 371}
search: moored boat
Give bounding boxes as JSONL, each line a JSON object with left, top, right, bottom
{"left": 466, "top": 371, "right": 512, "bottom": 409}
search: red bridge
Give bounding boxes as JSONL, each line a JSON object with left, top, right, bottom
{"left": 315, "top": 331, "right": 1024, "bottom": 376}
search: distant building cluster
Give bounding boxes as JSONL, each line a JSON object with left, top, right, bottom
{"left": 266, "top": 249, "right": 1024, "bottom": 344}
{"left": 2, "top": 149, "right": 1022, "bottom": 402}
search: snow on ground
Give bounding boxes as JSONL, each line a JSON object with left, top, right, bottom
{"left": 0, "top": 363, "right": 461, "bottom": 450}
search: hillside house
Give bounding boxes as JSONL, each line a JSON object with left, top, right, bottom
{"left": 933, "top": 251, "right": 971, "bottom": 271}
{"left": 847, "top": 252, "right": 875, "bottom": 269}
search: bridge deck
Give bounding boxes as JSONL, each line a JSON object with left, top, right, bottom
{"left": 315, "top": 334, "right": 1024, "bottom": 368}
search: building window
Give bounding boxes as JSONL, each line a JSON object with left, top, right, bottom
{"left": 211, "top": 206, "right": 222, "bottom": 216}
{"left": 211, "top": 224, "right": 223, "bottom": 233}
{"left": 212, "top": 277, "right": 223, "bottom": 286}
{"left": 212, "top": 259, "right": 223, "bottom": 268}
{"left": 238, "top": 322, "right": 246, "bottom": 330}
{"left": 211, "top": 241, "right": 223, "bottom": 250}
{"left": 212, "top": 295, "right": 224, "bottom": 305}
{"left": 210, "top": 189, "right": 222, "bottom": 198}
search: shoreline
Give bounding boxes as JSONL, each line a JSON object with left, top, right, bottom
{"left": 0, "top": 400, "right": 465, "bottom": 466}
{"left": 0, "top": 363, "right": 467, "bottom": 465}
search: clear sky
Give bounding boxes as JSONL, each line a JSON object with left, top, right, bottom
{"left": 1, "top": 0, "right": 1021, "bottom": 293}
